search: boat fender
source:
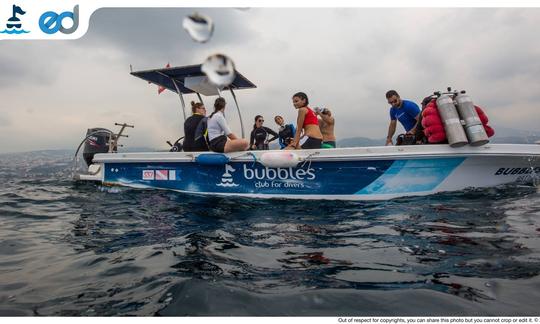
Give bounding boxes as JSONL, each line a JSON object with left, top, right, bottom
{"left": 195, "top": 153, "right": 230, "bottom": 166}
{"left": 259, "top": 151, "right": 301, "bottom": 168}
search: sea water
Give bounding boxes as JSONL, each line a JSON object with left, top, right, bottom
{"left": 0, "top": 150, "right": 539, "bottom": 316}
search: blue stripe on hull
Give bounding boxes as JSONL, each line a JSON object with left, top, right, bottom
{"left": 104, "top": 158, "right": 466, "bottom": 196}
{"left": 356, "top": 158, "right": 465, "bottom": 194}
{"left": 104, "top": 160, "right": 394, "bottom": 195}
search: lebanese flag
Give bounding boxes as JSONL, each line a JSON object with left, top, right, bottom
{"left": 158, "top": 63, "right": 171, "bottom": 94}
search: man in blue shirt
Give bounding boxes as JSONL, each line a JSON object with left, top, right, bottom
{"left": 385, "top": 90, "right": 421, "bottom": 145}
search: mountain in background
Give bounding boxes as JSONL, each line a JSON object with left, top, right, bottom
{"left": 338, "top": 126, "right": 540, "bottom": 147}
{"left": 338, "top": 137, "right": 386, "bottom": 147}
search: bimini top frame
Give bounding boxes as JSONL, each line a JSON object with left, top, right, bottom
{"left": 130, "top": 64, "right": 257, "bottom": 138}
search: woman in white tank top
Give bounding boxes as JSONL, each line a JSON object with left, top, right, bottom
{"left": 207, "top": 97, "right": 249, "bottom": 153}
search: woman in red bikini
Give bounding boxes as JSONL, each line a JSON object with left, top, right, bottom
{"left": 287, "top": 92, "right": 323, "bottom": 150}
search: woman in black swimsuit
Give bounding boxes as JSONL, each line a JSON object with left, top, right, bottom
{"left": 249, "top": 115, "right": 278, "bottom": 150}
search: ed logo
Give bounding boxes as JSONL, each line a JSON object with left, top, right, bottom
{"left": 39, "top": 5, "right": 79, "bottom": 34}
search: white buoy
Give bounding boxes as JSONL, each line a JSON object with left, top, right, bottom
{"left": 259, "top": 151, "right": 301, "bottom": 168}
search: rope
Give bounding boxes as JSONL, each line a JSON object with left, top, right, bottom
{"left": 300, "top": 151, "right": 320, "bottom": 169}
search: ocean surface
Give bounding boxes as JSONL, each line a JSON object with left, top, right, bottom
{"left": 1, "top": 150, "right": 540, "bottom": 316}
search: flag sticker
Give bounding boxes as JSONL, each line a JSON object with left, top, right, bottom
{"left": 169, "top": 170, "right": 176, "bottom": 180}
{"left": 142, "top": 170, "right": 155, "bottom": 180}
{"left": 156, "top": 170, "right": 168, "bottom": 180}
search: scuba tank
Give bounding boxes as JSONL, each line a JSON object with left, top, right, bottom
{"left": 435, "top": 93, "right": 468, "bottom": 147}
{"left": 455, "top": 91, "right": 489, "bottom": 146}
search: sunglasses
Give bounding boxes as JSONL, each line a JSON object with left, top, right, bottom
{"left": 257, "top": 119, "right": 264, "bottom": 122}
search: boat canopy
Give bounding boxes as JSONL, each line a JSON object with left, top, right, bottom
{"left": 130, "top": 64, "right": 257, "bottom": 95}
{"left": 130, "top": 63, "right": 256, "bottom": 137}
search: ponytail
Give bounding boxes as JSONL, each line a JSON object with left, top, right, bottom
{"left": 292, "top": 92, "right": 309, "bottom": 106}
{"left": 209, "top": 97, "right": 226, "bottom": 119}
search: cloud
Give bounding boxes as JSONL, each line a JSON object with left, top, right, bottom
{"left": 0, "top": 115, "right": 10, "bottom": 127}
{"left": 81, "top": 8, "right": 256, "bottom": 68}
{"left": 0, "top": 7, "right": 539, "bottom": 153}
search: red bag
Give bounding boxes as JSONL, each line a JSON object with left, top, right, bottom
{"left": 484, "top": 124, "right": 495, "bottom": 137}
{"left": 428, "top": 132, "right": 447, "bottom": 143}
{"left": 422, "top": 114, "right": 443, "bottom": 128}
{"left": 475, "top": 106, "right": 489, "bottom": 124}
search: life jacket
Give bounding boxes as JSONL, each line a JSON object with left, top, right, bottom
{"left": 194, "top": 117, "right": 210, "bottom": 150}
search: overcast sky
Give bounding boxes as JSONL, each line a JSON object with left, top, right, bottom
{"left": 1, "top": 7, "right": 539, "bottom": 153}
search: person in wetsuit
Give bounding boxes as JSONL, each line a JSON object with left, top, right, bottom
{"left": 250, "top": 115, "right": 278, "bottom": 150}
{"left": 287, "top": 92, "right": 323, "bottom": 150}
{"left": 274, "top": 115, "right": 296, "bottom": 149}
{"left": 183, "top": 101, "right": 209, "bottom": 152}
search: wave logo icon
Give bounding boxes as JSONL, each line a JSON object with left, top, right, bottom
{"left": 217, "top": 164, "right": 239, "bottom": 187}
{"left": 0, "top": 4, "right": 30, "bottom": 34}
{"left": 39, "top": 5, "right": 79, "bottom": 34}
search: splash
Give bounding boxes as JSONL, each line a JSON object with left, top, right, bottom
{"left": 182, "top": 12, "right": 214, "bottom": 43}
{"left": 201, "top": 54, "right": 236, "bottom": 88}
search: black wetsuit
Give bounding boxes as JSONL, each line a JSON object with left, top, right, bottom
{"left": 250, "top": 126, "right": 278, "bottom": 150}
{"left": 183, "top": 114, "right": 208, "bottom": 152}
{"left": 278, "top": 124, "right": 295, "bottom": 149}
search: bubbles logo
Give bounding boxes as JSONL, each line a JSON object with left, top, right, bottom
{"left": 39, "top": 5, "right": 79, "bottom": 34}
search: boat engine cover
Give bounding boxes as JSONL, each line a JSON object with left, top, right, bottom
{"left": 83, "top": 128, "right": 111, "bottom": 166}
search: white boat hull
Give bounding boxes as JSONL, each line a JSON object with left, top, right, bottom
{"left": 80, "top": 144, "right": 540, "bottom": 200}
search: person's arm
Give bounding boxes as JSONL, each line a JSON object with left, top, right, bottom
{"left": 407, "top": 113, "right": 421, "bottom": 135}
{"left": 319, "top": 110, "right": 334, "bottom": 125}
{"left": 249, "top": 129, "right": 256, "bottom": 149}
{"left": 386, "top": 119, "right": 397, "bottom": 145}
{"left": 289, "top": 108, "right": 306, "bottom": 149}
{"left": 403, "top": 102, "right": 421, "bottom": 135}
{"left": 266, "top": 127, "right": 278, "bottom": 143}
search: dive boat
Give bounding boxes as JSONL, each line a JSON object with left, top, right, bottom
{"left": 73, "top": 64, "right": 540, "bottom": 200}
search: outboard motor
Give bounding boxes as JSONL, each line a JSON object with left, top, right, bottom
{"left": 436, "top": 93, "right": 468, "bottom": 147}
{"left": 455, "top": 91, "right": 489, "bottom": 146}
{"left": 82, "top": 128, "right": 112, "bottom": 166}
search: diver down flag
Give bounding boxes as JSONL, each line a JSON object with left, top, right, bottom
{"left": 158, "top": 63, "right": 171, "bottom": 94}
